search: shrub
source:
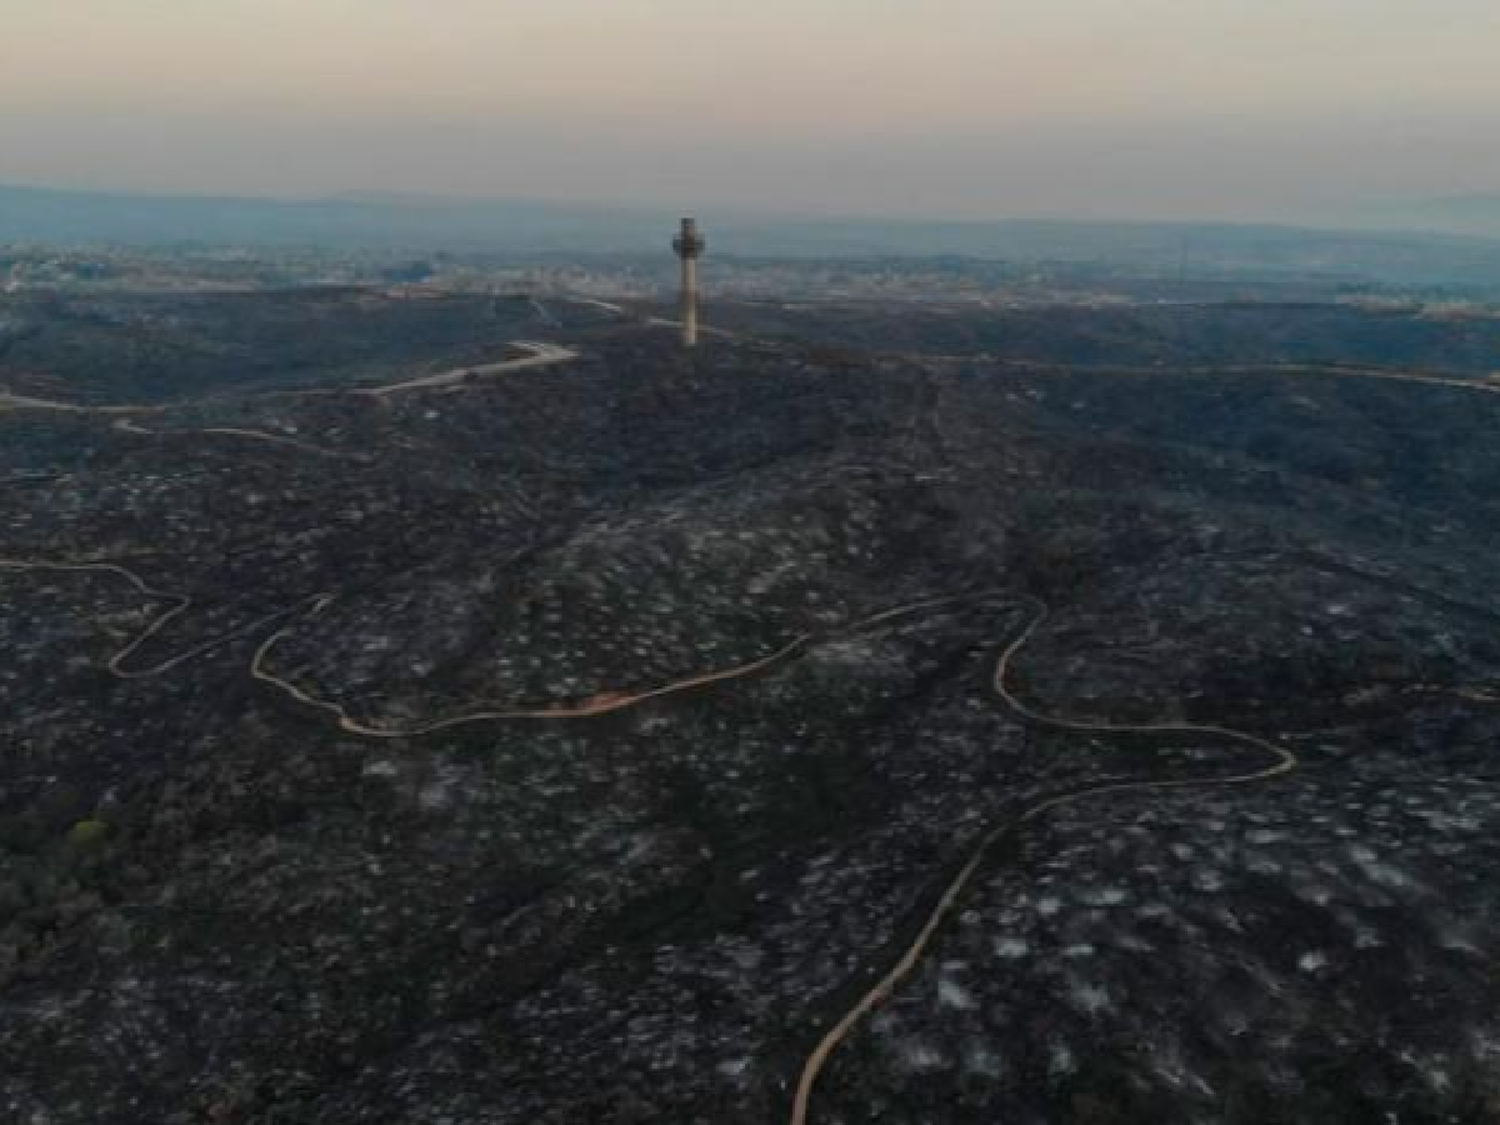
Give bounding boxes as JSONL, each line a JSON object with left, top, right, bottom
{"left": 66, "top": 818, "right": 111, "bottom": 850}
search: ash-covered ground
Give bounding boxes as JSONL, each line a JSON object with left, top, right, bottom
{"left": 3, "top": 291, "right": 1500, "bottom": 1124}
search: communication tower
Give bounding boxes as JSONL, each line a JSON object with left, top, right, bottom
{"left": 672, "top": 217, "right": 706, "bottom": 348}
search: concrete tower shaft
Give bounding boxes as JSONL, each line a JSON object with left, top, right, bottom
{"left": 672, "top": 217, "right": 706, "bottom": 349}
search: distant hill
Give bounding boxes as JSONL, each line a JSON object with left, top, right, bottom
{"left": 719, "top": 218, "right": 1500, "bottom": 287}
{"left": 1349, "top": 195, "right": 1500, "bottom": 241}
{"left": 0, "top": 184, "right": 673, "bottom": 255}
{"left": 6, "top": 182, "right": 1500, "bottom": 286}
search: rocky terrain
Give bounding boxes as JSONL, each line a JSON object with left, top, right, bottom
{"left": 4, "top": 290, "right": 1500, "bottom": 1123}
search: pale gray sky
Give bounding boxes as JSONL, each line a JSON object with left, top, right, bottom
{"left": 2, "top": 0, "right": 1498, "bottom": 219}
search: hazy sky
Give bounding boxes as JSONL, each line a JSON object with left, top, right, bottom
{"left": 2, "top": 0, "right": 1499, "bottom": 220}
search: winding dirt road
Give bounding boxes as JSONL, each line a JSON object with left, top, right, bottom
{"left": 0, "top": 559, "right": 314, "bottom": 679}
{"left": 787, "top": 597, "right": 1299, "bottom": 1125}
{"left": 4, "top": 339, "right": 579, "bottom": 420}
{"left": 112, "top": 419, "right": 359, "bottom": 460}
{"left": 249, "top": 592, "right": 997, "bottom": 738}
{"left": 0, "top": 558, "right": 190, "bottom": 679}
{"left": 357, "top": 341, "right": 577, "bottom": 397}
{"left": 0, "top": 390, "right": 159, "bottom": 415}
{"left": 1, "top": 551, "right": 998, "bottom": 733}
